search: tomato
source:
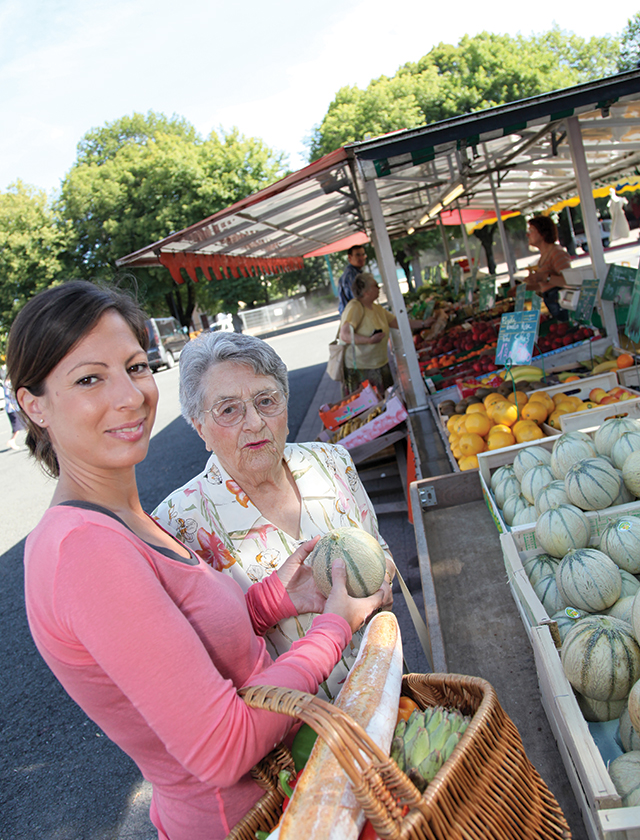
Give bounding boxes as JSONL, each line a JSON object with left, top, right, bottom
{"left": 396, "top": 696, "right": 420, "bottom": 723}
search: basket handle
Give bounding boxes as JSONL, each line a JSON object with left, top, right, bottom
{"left": 239, "top": 685, "right": 425, "bottom": 833}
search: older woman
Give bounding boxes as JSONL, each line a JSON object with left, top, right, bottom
{"left": 153, "top": 331, "right": 395, "bottom": 700}
{"left": 11, "top": 281, "right": 386, "bottom": 840}
{"left": 340, "top": 272, "right": 428, "bottom": 396}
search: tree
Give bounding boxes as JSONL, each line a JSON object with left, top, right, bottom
{"left": 58, "top": 112, "right": 286, "bottom": 323}
{"left": 0, "top": 181, "right": 67, "bottom": 337}
{"left": 619, "top": 13, "right": 640, "bottom": 71}
{"left": 309, "top": 28, "right": 620, "bottom": 160}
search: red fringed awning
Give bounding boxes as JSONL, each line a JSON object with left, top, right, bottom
{"left": 158, "top": 252, "right": 304, "bottom": 284}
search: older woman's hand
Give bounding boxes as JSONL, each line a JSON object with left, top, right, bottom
{"left": 276, "top": 537, "right": 327, "bottom": 615}
{"left": 324, "top": 559, "right": 389, "bottom": 633}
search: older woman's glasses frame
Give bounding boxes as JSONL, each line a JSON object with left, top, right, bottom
{"left": 206, "top": 390, "right": 286, "bottom": 427}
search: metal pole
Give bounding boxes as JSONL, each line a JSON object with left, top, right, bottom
{"left": 362, "top": 174, "right": 428, "bottom": 409}
{"left": 565, "top": 116, "right": 618, "bottom": 344}
{"left": 456, "top": 201, "right": 473, "bottom": 268}
{"left": 482, "top": 143, "right": 516, "bottom": 287}
{"left": 324, "top": 255, "right": 337, "bottom": 296}
{"left": 438, "top": 219, "right": 453, "bottom": 280}
{"left": 411, "top": 256, "right": 423, "bottom": 288}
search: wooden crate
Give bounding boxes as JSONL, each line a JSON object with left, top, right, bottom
{"left": 529, "top": 625, "right": 633, "bottom": 840}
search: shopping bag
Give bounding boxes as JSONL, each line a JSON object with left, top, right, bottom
{"left": 327, "top": 338, "right": 345, "bottom": 381}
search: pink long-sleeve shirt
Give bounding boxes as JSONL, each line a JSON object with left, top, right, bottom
{"left": 24, "top": 505, "right": 351, "bottom": 840}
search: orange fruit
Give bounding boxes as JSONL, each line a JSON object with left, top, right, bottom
{"left": 555, "top": 400, "right": 577, "bottom": 414}
{"left": 547, "top": 409, "right": 568, "bottom": 429}
{"left": 458, "top": 454, "right": 480, "bottom": 471}
{"left": 490, "top": 401, "right": 519, "bottom": 427}
{"left": 521, "top": 400, "right": 548, "bottom": 424}
{"left": 487, "top": 430, "right": 516, "bottom": 450}
{"left": 507, "top": 391, "right": 528, "bottom": 409}
{"left": 552, "top": 392, "right": 569, "bottom": 406}
{"left": 618, "top": 353, "right": 634, "bottom": 369}
{"left": 484, "top": 392, "right": 505, "bottom": 408}
{"left": 485, "top": 398, "right": 509, "bottom": 420}
{"left": 564, "top": 375, "right": 581, "bottom": 382}
{"left": 458, "top": 433, "right": 486, "bottom": 457}
{"left": 489, "top": 423, "right": 512, "bottom": 437}
{"left": 514, "top": 421, "right": 545, "bottom": 443}
{"left": 464, "top": 412, "right": 492, "bottom": 437}
{"left": 446, "top": 415, "right": 460, "bottom": 434}
{"left": 466, "top": 402, "right": 488, "bottom": 415}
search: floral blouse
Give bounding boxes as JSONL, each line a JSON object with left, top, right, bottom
{"left": 152, "top": 442, "right": 392, "bottom": 700}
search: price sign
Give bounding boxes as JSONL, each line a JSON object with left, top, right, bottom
{"left": 574, "top": 278, "right": 599, "bottom": 324}
{"left": 478, "top": 276, "right": 496, "bottom": 311}
{"left": 626, "top": 272, "right": 640, "bottom": 343}
{"left": 529, "top": 291, "right": 542, "bottom": 311}
{"left": 495, "top": 311, "right": 541, "bottom": 366}
{"left": 601, "top": 264, "right": 637, "bottom": 306}
{"left": 464, "top": 276, "right": 476, "bottom": 305}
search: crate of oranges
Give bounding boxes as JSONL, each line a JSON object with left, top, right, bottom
{"left": 442, "top": 387, "right": 556, "bottom": 472}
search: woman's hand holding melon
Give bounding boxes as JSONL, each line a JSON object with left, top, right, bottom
{"left": 323, "top": 558, "right": 389, "bottom": 633}
{"left": 276, "top": 537, "right": 327, "bottom": 615}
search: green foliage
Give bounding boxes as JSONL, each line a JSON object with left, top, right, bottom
{"left": 0, "top": 181, "right": 67, "bottom": 335}
{"left": 57, "top": 111, "right": 286, "bottom": 319}
{"left": 309, "top": 28, "right": 620, "bottom": 160}
{"left": 619, "top": 13, "right": 640, "bottom": 71}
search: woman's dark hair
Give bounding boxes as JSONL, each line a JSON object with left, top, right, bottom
{"left": 6, "top": 281, "right": 149, "bottom": 478}
{"left": 351, "top": 272, "right": 376, "bottom": 300}
{"left": 528, "top": 215, "right": 558, "bottom": 244}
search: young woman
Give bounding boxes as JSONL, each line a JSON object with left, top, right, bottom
{"left": 8, "top": 281, "right": 387, "bottom": 840}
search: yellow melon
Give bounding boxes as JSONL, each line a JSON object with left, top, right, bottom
{"left": 309, "top": 527, "right": 386, "bottom": 598}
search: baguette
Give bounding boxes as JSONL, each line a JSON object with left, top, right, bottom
{"left": 279, "top": 611, "right": 403, "bottom": 840}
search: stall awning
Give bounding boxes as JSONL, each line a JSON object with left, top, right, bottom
{"left": 117, "top": 69, "right": 640, "bottom": 279}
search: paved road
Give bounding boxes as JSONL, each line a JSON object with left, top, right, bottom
{"left": 0, "top": 317, "right": 352, "bottom": 840}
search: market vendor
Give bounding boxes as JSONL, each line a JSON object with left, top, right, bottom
{"left": 153, "top": 330, "right": 396, "bottom": 702}
{"left": 524, "top": 215, "right": 572, "bottom": 321}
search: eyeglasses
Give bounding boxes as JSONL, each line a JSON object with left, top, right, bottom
{"left": 206, "top": 389, "right": 286, "bottom": 427}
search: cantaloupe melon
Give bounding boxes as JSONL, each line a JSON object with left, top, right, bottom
{"left": 629, "top": 679, "right": 640, "bottom": 734}
{"left": 490, "top": 464, "right": 516, "bottom": 492}
{"left": 575, "top": 692, "right": 627, "bottom": 722}
{"left": 520, "top": 464, "right": 555, "bottom": 505}
{"left": 555, "top": 548, "right": 622, "bottom": 612}
{"left": 613, "top": 474, "right": 635, "bottom": 507}
{"left": 623, "top": 452, "right": 640, "bottom": 498}
{"left": 612, "top": 431, "right": 640, "bottom": 470}
{"left": 550, "top": 434, "right": 597, "bottom": 479}
{"left": 534, "top": 504, "right": 591, "bottom": 558}
{"left": 600, "top": 518, "right": 640, "bottom": 574}
{"left": 309, "top": 527, "right": 386, "bottom": 598}
{"left": 524, "top": 553, "right": 559, "bottom": 586}
{"left": 620, "top": 569, "right": 640, "bottom": 599}
{"left": 533, "top": 573, "right": 565, "bottom": 614}
{"left": 501, "top": 494, "right": 529, "bottom": 526}
{"left": 561, "top": 615, "right": 640, "bottom": 701}
{"left": 564, "top": 457, "right": 622, "bottom": 511}
{"left": 594, "top": 417, "right": 640, "bottom": 457}
{"left": 550, "top": 606, "right": 587, "bottom": 643}
{"left": 494, "top": 475, "right": 521, "bottom": 508}
{"left": 513, "top": 446, "right": 552, "bottom": 482}
{"left": 608, "top": 752, "right": 640, "bottom": 806}
{"left": 534, "top": 480, "right": 570, "bottom": 516}
{"left": 605, "top": 596, "right": 636, "bottom": 626}
{"left": 511, "top": 505, "right": 537, "bottom": 527}
{"left": 620, "top": 706, "right": 640, "bottom": 752}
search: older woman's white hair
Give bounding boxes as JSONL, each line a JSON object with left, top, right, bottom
{"left": 178, "top": 331, "right": 289, "bottom": 428}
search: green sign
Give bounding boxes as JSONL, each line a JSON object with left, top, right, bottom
{"left": 495, "top": 311, "right": 541, "bottom": 366}
{"left": 464, "top": 276, "right": 476, "bottom": 305}
{"left": 478, "top": 276, "right": 496, "bottom": 311}
{"left": 626, "top": 272, "right": 640, "bottom": 343}
{"left": 601, "top": 264, "right": 637, "bottom": 306}
{"left": 574, "top": 278, "right": 599, "bottom": 324}
{"left": 530, "top": 290, "right": 542, "bottom": 311}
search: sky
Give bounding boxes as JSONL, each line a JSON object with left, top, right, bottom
{"left": 1, "top": 0, "right": 638, "bottom": 196}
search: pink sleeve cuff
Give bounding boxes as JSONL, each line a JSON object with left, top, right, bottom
{"left": 245, "top": 571, "right": 297, "bottom": 635}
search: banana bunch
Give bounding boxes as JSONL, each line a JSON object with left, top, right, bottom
{"left": 498, "top": 365, "right": 544, "bottom": 384}
{"left": 390, "top": 706, "right": 471, "bottom": 793}
{"left": 579, "top": 345, "right": 616, "bottom": 372}
{"left": 331, "top": 404, "right": 384, "bottom": 442}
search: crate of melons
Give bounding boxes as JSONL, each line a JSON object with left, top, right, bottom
{"left": 478, "top": 413, "right": 640, "bottom": 536}
{"left": 500, "top": 510, "right": 640, "bottom": 837}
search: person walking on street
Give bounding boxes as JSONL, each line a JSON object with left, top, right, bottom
{"left": 3, "top": 376, "right": 26, "bottom": 450}
{"left": 338, "top": 245, "right": 367, "bottom": 314}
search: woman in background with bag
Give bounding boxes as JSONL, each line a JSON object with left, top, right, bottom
{"left": 339, "top": 273, "right": 427, "bottom": 397}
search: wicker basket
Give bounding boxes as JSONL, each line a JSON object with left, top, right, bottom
{"left": 228, "top": 672, "right": 571, "bottom": 840}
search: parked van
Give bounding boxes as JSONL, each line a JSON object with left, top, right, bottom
{"left": 145, "top": 317, "right": 189, "bottom": 371}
